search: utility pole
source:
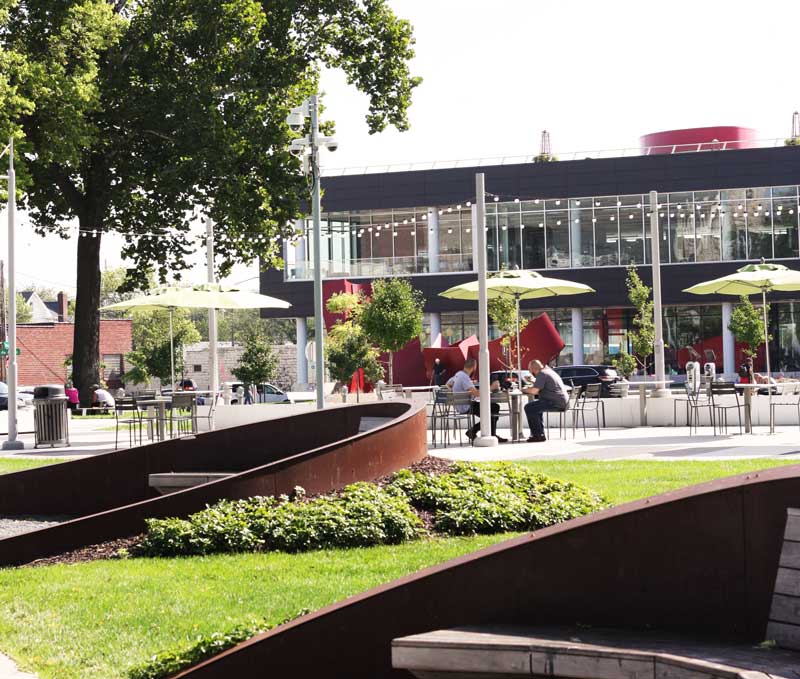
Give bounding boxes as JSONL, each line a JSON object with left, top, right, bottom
{"left": 309, "top": 94, "right": 325, "bottom": 410}
{"left": 206, "top": 216, "right": 219, "bottom": 413}
{"left": 649, "top": 190, "right": 668, "bottom": 397}
{"left": 3, "top": 138, "right": 23, "bottom": 449}
{"left": 0, "top": 259, "right": 6, "bottom": 383}
{"left": 473, "top": 173, "right": 497, "bottom": 447}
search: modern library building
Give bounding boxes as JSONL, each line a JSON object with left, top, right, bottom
{"left": 260, "top": 128, "right": 800, "bottom": 382}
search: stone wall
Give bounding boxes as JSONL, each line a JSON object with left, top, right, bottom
{"left": 184, "top": 342, "right": 296, "bottom": 390}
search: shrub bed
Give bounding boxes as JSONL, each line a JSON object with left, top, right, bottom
{"left": 139, "top": 463, "right": 607, "bottom": 558}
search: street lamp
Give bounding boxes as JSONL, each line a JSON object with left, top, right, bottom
{"left": 286, "top": 95, "right": 338, "bottom": 410}
{"left": 1, "top": 137, "right": 23, "bottom": 450}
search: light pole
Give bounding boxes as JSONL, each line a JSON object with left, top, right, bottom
{"left": 286, "top": 95, "right": 338, "bottom": 410}
{"left": 1, "top": 137, "right": 23, "bottom": 450}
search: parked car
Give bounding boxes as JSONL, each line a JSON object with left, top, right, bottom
{"left": 553, "top": 365, "right": 621, "bottom": 397}
{"left": 176, "top": 378, "right": 197, "bottom": 391}
{"left": 222, "top": 382, "right": 293, "bottom": 404}
{"left": 489, "top": 370, "right": 534, "bottom": 390}
{"left": 0, "top": 382, "right": 33, "bottom": 409}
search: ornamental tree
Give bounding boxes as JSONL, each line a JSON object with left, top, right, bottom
{"left": 488, "top": 296, "right": 528, "bottom": 371}
{"left": 625, "top": 265, "right": 655, "bottom": 372}
{"left": 360, "top": 278, "right": 424, "bottom": 384}
{"left": 0, "top": 0, "right": 419, "bottom": 404}
{"left": 232, "top": 334, "right": 277, "bottom": 387}
{"left": 728, "top": 295, "right": 768, "bottom": 358}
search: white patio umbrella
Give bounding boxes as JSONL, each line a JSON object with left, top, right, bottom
{"left": 683, "top": 260, "right": 800, "bottom": 384}
{"left": 100, "top": 283, "right": 291, "bottom": 389}
{"left": 439, "top": 270, "right": 595, "bottom": 377}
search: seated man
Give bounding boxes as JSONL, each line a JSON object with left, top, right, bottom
{"left": 91, "top": 384, "right": 116, "bottom": 409}
{"left": 522, "top": 359, "right": 569, "bottom": 442}
{"left": 446, "top": 358, "right": 507, "bottom": 443}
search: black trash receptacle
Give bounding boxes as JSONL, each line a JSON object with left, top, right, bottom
{"left": 33, "top": 384, "right": 70, "bottom": 448}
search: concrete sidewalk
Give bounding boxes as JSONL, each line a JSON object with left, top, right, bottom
{"left": 429, "top": 424, "right": 800, "bottom": 461}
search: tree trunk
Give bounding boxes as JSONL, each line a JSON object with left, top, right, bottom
{"left": 388, "top": 351, "right": 393, "bottom": 385}
{"left": 73, "top": 227, "right": 102, "bottom": 406}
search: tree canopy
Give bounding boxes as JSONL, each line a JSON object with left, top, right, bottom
{"left": 124, "top": 308, "right": 200, "bottom": 385}
{"left": 0, "top": 0, "right": 420, "bottom": 401}
{"left": 360, "top": 278, "right": 424, "bottom": 383}
{"left": 231, "top": 334, "right": 277, "bottom": 386}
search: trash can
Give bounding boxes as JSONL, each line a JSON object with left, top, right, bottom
{"left": 33, "top": 384, "right": 70, "bottom": 448}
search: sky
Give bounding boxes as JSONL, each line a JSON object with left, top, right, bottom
{"left": 2, "top": 0, "right": 798, "bottom": 297}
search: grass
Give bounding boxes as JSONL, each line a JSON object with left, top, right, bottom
{"left": 0, "top": 457, "right": 798, "bottom": 678}
{"left": 0, "top": 535, "right": 513, "bottom": 679}
{"left": 515, "top": 458, "right": 800, "bottom": 505}
{"left": 0, "top": 457, "right": 69, "bottom": 475}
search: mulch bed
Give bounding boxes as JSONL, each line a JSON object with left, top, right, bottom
{"left": 21, "top": 456, "right": 456, "bottom": 568}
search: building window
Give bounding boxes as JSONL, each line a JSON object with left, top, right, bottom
{"left": 193, "top": 364, "right": 202, "bottom": 372}
{"left": 102, "top": 354, "right": 124, "bottom": 389}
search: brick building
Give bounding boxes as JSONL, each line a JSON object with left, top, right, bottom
{"left": 15, "top": 320, "right": 133, "bottom": 388}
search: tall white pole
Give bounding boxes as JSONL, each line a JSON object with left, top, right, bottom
{"left": 649, "top": 190, "right": 668, "bottom": 397}
{"left": 206, "top": 217, "right": 219, "bottom": 406}
{"left": 474, "top": 173, "right": 497, "bottom": 447}
{"left": 763, "top": 289, "right": 774, "bottom": 432}
{"left": 4, "top": 138, "right": 23, "bottom": 449}
{"left": 169, "top": 308, "right": 175, "bottom": 392}
{"left": 310, "top": 95, "right": 325, "bottom": 410}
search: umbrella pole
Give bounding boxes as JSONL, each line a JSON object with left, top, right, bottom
{"left": 169, "top": 308, "right": 175, "bottom": 393}
{"left": 762, "top": 289, "right": 773, "bottom": 432}
{"left": 515, "top": 295, "right": 522, "bottom": 379}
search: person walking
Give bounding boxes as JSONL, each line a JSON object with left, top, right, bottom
{"left": 522, "top": 359, "right": 569, "bottom": 442}
{"left": 446, "top": 358, "right": 507, "bottom": 443}
{"left": 432, "top": 358, "right": 448, "bottom": 386}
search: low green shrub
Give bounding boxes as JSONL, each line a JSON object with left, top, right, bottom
{"left": 138, "top": 483, "right": 422, "bottom": 557}
{"left": 127, "top": 609, "right": 310, "bottom": 679}
{"left": 388, "top": 462, "right": 607, "bottom": 535}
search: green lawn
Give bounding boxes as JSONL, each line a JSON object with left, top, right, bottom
{"left": 0, "top": 457, "right": 68, "bottom": 475}
{"left": 516, "top": 458, "right": 800, "bottom": 504}
{"left": 0, "top": 457, "right": 797, "bottom": 679}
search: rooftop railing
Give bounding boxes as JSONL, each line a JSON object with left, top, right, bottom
{"left": 322, "top": 137, "right": 791, "bottom": 177}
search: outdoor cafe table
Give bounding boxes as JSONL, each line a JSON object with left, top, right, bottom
{"left": 733, "top": 381, "right": 800, "bottom": 434}
{"left": 629, "top": 381, "right": 674, "bottom": 426}
{"left": 136, "top": 398, "right": 171, "bottom": 441}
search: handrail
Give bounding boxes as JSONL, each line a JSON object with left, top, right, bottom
{"left": 322, "top": 137, "right": 791, "bottom": 177}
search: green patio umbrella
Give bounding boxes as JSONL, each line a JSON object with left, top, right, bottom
{"left": 439, "top": 270, "right": 595, "bottom": 378}
{"left": 683, "top": 259, "right": 800, "bottom": 385}
{"left": 101, "top": 283, "right": 291, "bottom": 390}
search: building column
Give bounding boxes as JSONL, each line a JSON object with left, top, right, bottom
{"left": 429, "top": 312, "right": 441, "bottom": 347}
{"left": 722, "top": 302, "right": 735, "bottom": 378}
{"left": 296, "top": 317, "right": 308, "bottom": 386}
{"left": 571, "top": 308, "right": 584, "bottom": 365}
{"left": 428, "top": 209, "right": 440, "bottom": 273}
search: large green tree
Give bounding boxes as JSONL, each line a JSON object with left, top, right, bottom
{"left": 0, "top": 0, "right": 419, "bottom": 404}
{"left": 124, "top": 308, "right": 200, "bottom": 385}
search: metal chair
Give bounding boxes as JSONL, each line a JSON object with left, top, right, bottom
{"left": 114, "top": 397, "right": 141, "bottom": 449}
{"left": 674, "top": 381, "right": 711, "bottom": 427}
{"left": 429, "top": 388, "right": 449, "bottom": 448}
{"left": 544, "top": 387, "right": 583, "bottom": 439}
{"left": 578, "top": 383, "right": 604, "bottom": 434}
{"left": 377, "top": 384, "right": 405, "bottom": 400}
{"left": 710, "top": 382, "right": 747, "bottom": 435}
{"left": 770, "top": 382, "right": 800, "bottom": 431}
{"left": 443, "top": 392, "right": 475, "bottom": 447}
{"left": 168, "top": 392, "right": 196, "bottom": 437}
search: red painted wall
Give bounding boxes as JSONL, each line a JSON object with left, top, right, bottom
{"left": 640, "top": 126, "right": 758, "bottom": 154}
{"left": 15, "top": 320, "right": 132, "bottom": 387}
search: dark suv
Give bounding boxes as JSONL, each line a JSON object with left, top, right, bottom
{"left": 553, "top": 365, "right": 621, "bottom": 396}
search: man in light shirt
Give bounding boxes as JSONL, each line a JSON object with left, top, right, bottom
{"left": 446, "top": 358, "right": 506, "bottom": 443}
{"left": 91, "top": 384, "right": 116, "bottom": 409}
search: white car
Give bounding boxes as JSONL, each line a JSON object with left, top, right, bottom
{"left": 222, "top": 382, "right": 293, "bottom": 404}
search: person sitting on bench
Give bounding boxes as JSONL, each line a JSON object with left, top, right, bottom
{"left": 91, "top": 384, "right": 115, "bottom": 409}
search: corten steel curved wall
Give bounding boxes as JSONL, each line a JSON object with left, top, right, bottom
{"left": 0, "top": 401, "right": 426, "bottom": 567}
{"left": 169, "top": 464, "right": 800, "bottom": 679}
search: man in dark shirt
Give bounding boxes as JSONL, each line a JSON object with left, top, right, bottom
{"left": 521, "top": 359, "right": 569, "bottom": 442}
{"left": 432, "top": 358, "right": 448, "bottom": 386}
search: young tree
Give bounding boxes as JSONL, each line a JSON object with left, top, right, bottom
{"left": 232, "top": 335, "right": 278, "bottom": 387}
{"left": 488, "top": 296, "right": 529, "bottom": 371}
{"left": 325, "top": 322, "right": 383, "bottom": 395}
{"left": 124, "top": 308, "right": 200, "bottom": 385}
{"left": 615, "top": 265, "right": 654, "bottom": 375}
{"left": 728, "top": 295, "right": 768, "bottom": 358}
{"left": 360, "top": 279, "right": 424, "bottom": 384}
{"left": 0, "top": 0, "right": 420, "bottom": 404}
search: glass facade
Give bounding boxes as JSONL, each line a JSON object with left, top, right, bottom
{"left": 286, "top": 184, "right": 800, "bottom": 280}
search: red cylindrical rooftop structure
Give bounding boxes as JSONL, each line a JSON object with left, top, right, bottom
{"left": 640, "top": 126, "right": 758, "bottom": 154}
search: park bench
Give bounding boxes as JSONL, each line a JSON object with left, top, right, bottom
{"left": 393, "top": 508, "right": 800, "bottom": 678}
